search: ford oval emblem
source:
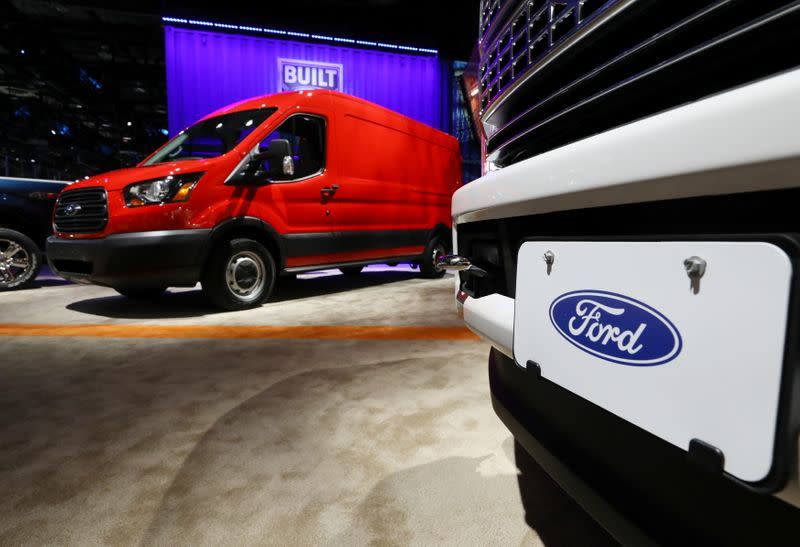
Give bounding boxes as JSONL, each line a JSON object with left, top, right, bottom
{"left": 549, "top": 290, "right": 682, "bottom": 366}
{"left": 64, "top": 203, "right": 82, "bottom": 216}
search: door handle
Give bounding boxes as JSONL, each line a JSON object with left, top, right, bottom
{"left": 321, "top": 184, "right": 339, "bottom": 197}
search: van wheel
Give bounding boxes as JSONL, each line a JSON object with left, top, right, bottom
{"left": 115, "top": 287, "right": 166, "bottom": 299}
{"left": 0, "top": 229, "right": 41, "bottom": 291}
{"left": 202, "top": 238, "right": 276, "bottom": 311}
{"left": 419, "top": 236, "right": 447, "bottom": 279}
{"left": 339, "top": 265, "right": 363, "bottom": 276}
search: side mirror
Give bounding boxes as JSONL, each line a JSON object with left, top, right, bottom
{"left": 259, "top": 139, "right": 294, "bottom": 178}
{"left": 230, "top": 139, "right": 294, "bottom": 185}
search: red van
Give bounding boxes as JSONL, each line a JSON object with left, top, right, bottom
{"left": 47, "top": 91, "right": 461, "bottom": 309}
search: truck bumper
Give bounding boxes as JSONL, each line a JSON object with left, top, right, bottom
{"left": 489, "top": 347, "right": 800, "bottom": 544}
{"left": 46, "top": 229, "right": 210, "bottom": 289}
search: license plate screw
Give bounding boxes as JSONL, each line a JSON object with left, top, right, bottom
{"left": 683, "top": 256, "right": 707, "bottom": 294}
{"left": 543, "top": 250, "right": 554, "bottom": 275}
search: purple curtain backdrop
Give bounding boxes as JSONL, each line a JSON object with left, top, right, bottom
{"left": 164, "top": 26, "right": 447, "bottom": 136}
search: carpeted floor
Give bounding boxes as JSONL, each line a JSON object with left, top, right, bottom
{"left": 0, "top": 339, "right": 538, "bottom": 546}
{"left": 0, "top": 271, "right": 613, "bottom": 546}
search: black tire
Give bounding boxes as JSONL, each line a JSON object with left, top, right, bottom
{"left": 0, "top": 228, "right": 41, "bottom": 291}
{"left": 339, "top": 265, "right": 364, "bottom": 276}
{"left": 419, "top": 236, "right": 447, "bottom": 279}
{"left": 115, "top": 287, "right": 167, "bottom": 299}
{"left": 201, "top": 238, "right": 276, "bottom": 311}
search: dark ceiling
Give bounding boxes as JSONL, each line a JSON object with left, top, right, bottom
{"left": 16, "top": 0, "right": 481, "bottom": 59}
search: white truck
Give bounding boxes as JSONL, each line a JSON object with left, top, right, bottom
{"left": 441, "top": 0, "right": 800, "bottom": 543}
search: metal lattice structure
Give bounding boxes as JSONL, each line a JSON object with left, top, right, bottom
{"left": 478, "top": 0, "right": 617, "bottom": 112}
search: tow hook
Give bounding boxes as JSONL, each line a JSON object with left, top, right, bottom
{"left": 435, "top": 255, "right": 488, "bottom": 277}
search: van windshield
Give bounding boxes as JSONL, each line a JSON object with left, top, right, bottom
{"left": 142, "top": 108, "right": 277, "bottom": 166}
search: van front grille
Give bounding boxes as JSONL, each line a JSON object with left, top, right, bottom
{"left": 54, "top": 187, "right": 108, "bottom": 234}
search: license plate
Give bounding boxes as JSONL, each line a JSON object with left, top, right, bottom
{"left": 513, "top": 241, "right": 792, "bottom": 483}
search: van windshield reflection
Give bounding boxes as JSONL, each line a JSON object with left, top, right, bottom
{"left": 143, "top": 108, "right": 277, "bottom": 166}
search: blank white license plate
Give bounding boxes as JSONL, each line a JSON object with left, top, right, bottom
{"left": 513, "top": 241, "right": 792, "bottom": 483}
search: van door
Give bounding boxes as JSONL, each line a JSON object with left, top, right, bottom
{"left": 257, "top": 113, "right": 340, "bottom": 269}
{"left": 325, "top": 107, "right": 428, "bottom": 264}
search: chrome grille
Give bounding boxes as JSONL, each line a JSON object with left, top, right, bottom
{"left": 480, "top": 0, "right": 506, "bottom": 40}
{"left": 478, "top": 0, "right": 620, "bottom": 110}
{"left": 54, "top": 187, "right": 108, "bottom": 234}
{"left": 476, "top": 0, "right": 800, "bottom": 167}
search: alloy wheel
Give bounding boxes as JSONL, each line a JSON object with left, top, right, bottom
{"left": 0, "top": 239, "right": 32, "bottom": 288}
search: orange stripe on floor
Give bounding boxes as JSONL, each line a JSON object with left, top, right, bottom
{"left": 0, "top": 323, "right": 480, "bottom": 341}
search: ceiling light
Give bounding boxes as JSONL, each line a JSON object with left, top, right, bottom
{"left": 162, "top": 16, "right": 438, "bottom": 56}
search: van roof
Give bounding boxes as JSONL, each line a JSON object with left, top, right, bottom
{"left": 202, "top": 90, "right": 458, "bottom": 152}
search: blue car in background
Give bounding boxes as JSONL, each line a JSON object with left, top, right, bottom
{"left": 0, "top": 177, "right": 70, "bottom": 290}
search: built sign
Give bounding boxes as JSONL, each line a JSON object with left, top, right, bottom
{"left": 278, "top": 59, "right": 343, "bottom": 92}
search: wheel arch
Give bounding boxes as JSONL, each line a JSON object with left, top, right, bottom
{"left": 0, "top": 203, "right": 45, "bottom": 251}
{"left": 205, "top": 217, "right": 285, "bottom": 271}
{"left": 429, "top": 223, "right": 452, "bottom": 252}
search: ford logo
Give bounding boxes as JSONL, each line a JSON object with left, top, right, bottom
{"left": 549, "top": 290, "right": 682, "bottom": 366}
{"left": 64, "top": 203, "right": 82, "bottom": 216}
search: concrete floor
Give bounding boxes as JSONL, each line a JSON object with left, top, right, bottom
{"left": 0, "top": 267, "right": 612, "bottom": 546}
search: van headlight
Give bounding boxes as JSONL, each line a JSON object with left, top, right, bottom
{"left": 123, "top": 172, "right": 205, "bottom": 207}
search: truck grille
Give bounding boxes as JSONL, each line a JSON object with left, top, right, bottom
{"left": 479, "top": 0, "right": 620, "bottom": 109}
{"left": 478, "top": 0, "right": 800, "bottom": 167}
{"left": 54, "top": 187, "right": 108, "bottom": 234}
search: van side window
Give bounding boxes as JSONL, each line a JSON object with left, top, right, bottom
{"left": 259, "top": 115, "right": 325, "bottom": 180}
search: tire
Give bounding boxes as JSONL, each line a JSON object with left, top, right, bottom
{"left": 419, "top": 236, "right": 447, "bottom": 279}
{"left": 201, "top": 238, "right": 276, "bottom": 311}
{"left": 0, "top": 228, "right": 41, "bottom": 291}
{"left": 115, "top": 287, "right": 167, "bottom": 299}
{"left": 339, "top": 265, "right": 364, "bottom": 276}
